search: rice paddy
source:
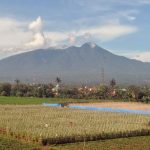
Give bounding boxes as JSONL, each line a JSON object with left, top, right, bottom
{"left": 0, "top": 105, "right": 150, "bottom": 145}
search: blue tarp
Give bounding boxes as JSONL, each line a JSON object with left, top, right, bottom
{"left": 42, "top": 103, "right": 61, "bottom": 107}
{"left": 42, "top": 103, "right": 150, "bottom": 114}
{"left": 69, "top": 105, "right": 150, "bottom": 114}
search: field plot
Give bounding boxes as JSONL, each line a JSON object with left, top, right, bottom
{"left": 0, "top": 105, "right": 150, "bottom": 145}
{"left": 0, "top": 96, "right": 100, "bottom": 105}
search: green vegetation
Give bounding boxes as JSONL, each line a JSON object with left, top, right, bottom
{"left": 0, "top": 105, "right": 149, "bottom": 145}
{"left": 0, "top": 95, "right": 149, "bottom": 148}
{"left": 50, "top": 136, "right": 150, "bottom": 150}
{"left": 0, "top": 81, "right": 150, "bottom": 103}
{"left": 0, "top": 135, "right": 39, "bottom": 150}
{"left": 0, "top": 96, "right": 105, "bottom": 105}
{"left": 0, "top": 135, "right": 150, "bottom": 150}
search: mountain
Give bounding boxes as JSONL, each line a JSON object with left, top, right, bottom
{"left": 0, "top": 42, "right": 150, "bottom": 85}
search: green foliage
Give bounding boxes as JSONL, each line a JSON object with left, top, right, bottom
{"left": 0, "top": 135, "right": 39, "bottom": 150}
{"left": 98, "top": 85, "right": 109, "bottom": 99}
{"left": 0, "top": 82, "right": 149, "bottom": 103}
{"left": 0, "top": 96, "right": 100, "bottom": 105}
{"left": 1, "top": 91, "right": 7, "bottom": 96}
{"left": 127, "top": 85, "right": 141, "bottom": 100}
{"left": 59, "top": 88, "right": 79, "bottom": 98}
{"left": 142, "top": 96, "right": 150, "bottom": 103}
{"left": 50, "top": 136, "right": 150, "bottom": 150}
{"left": 0, "top": 83, "right": 11, "bottom": 96}
{"left": 1, "top": 135, "right": 150, "bottom": 150}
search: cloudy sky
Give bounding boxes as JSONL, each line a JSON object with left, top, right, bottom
{"left": 0, "top": 0, "right": 150, "bottom": 62}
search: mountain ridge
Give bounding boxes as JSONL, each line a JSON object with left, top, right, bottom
{"left": 0, "top": 42, "right": 150, "bottom": 85}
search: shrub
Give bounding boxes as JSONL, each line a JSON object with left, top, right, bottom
{"left": 1, "top": 91, "right": 7, "bottom": 96}
{"left": 16, "top": 91, "right": 24, "bottom": 97}
{"left": 142, "top": 96, "right": 150, "bottom": 103}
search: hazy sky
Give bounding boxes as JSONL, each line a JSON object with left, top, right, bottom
{"left": 0, "top": 0, "right": 150, "bottom": 61}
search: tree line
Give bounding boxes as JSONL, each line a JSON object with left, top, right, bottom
{"left": 0, "top": 78, "right": 149, "bottom": 103}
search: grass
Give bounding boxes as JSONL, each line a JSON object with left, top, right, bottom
{"left": 0, "top": 135, "right": 150, "bottom": 150}
{"left": 0, "top": 105, "right": 150, "bottom": 145}
{"left": 50, "top": 136, "right": 150, "bottom": 150}
{"left": 0, "top": 135, "right": 39, "bottom": 150}
{"left": 0, "top": 96, "right": 104, "bottom": 105}
{"left": 0, "top": 96, "right": 123, "bottom": 105}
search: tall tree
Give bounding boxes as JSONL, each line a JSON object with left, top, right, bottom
{"left": 56, "top": 77, "right": 61, "bottom": 84}
{"left": 0, "top": 83, "right": 11, "bottom": 96}
{"left": 110, "top": 78, "right": 116, "bottom": 88}
{"left": 15, "top": 79, "right": 20, "bottom": 86}
{"left": 14, "top": 79, "right": 20, "bottom": 92}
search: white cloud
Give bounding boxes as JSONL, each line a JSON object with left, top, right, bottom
{"left": 122, "top": 51, "right": 150, "bottom": 62}
{"left": 0, "top": 17, "right": 47, "bottom": 56}
{"left": 0, "top": 17, "right": 31, "bottom": 50}
{"left": 45, "top": 32, "right": 68, "bottom": 46}
{"left": 132, "top": 52, "right": 150, "bottom": 62}
{"left": 25, "top": 32, "right": 45, "bottom": 49}
{"left": 68, "top": 34, "right": 76, "bottom": 45}
{"left": 117, "top": 10, "right": 138, "bottom": 22}
{"left": 48, "top": 32, "right": 68, "bottom": 41}
{"left": 25, "top": 17, "right": 46, "bottom": 49}
{"left": 76, "top": 24, "right": 137, "bottom": 42}
{"left": 29, "top": 16, "right": 42, "bottom": 32}
{"left": 44, "top": 23, "right": 137, "bottom": 47}
{"left": 0, "top": 16, "right": 138, "bottom": 59}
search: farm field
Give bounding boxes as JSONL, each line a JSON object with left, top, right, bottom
{"left": 0, "top": 105, "right": 150, "bottom": 145}
{"left": 1, "top": 0, "right": 150, "bottom": 149}
{"left": 0, "top": 96, "right": 111, "bottom": 105}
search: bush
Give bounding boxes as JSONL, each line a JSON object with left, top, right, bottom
{"left": 142, "top": 96, "right": 150, "bottom": 103}
{"left": 1, "top": 91, "right": 7, "bottom": 96}
{"left": 16, "top": 91, "right": 23, "bottom": 97}
{"left": 0, "top": 83, "right": 11, "bottom": 96}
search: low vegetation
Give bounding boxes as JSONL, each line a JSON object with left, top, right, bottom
{"left": 0, "top": 96, "right": 100, "bottom": 105}
{"left": 1, "top": 135, "right": 150, "bottom": 150}
{"left": 0, "top": 79, "right": 150, "bottom": 103}
{"left": 0, "top": 135, "right": 39, "bottom": 150}
{"left": 0, "top": 105, "right": 149, "bottom": 145}
{"left": 50, "top": 136, "right": 150, "bottom": 150}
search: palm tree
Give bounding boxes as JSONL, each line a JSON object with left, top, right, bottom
{"left": 55, "top": 77, "right": 61, "bottom": 85}
{"left": 14, "top": 79, "right": 20, "bottom": 92}
{"left": 15, "top": 79, "right": 20, "bottom": 86}
{"left": 110, "top": 78, "right": 116, "bottom": 88}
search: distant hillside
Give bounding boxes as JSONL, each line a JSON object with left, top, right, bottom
{"left": 0, "top": 42, "right": 150, "bottom": 85}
